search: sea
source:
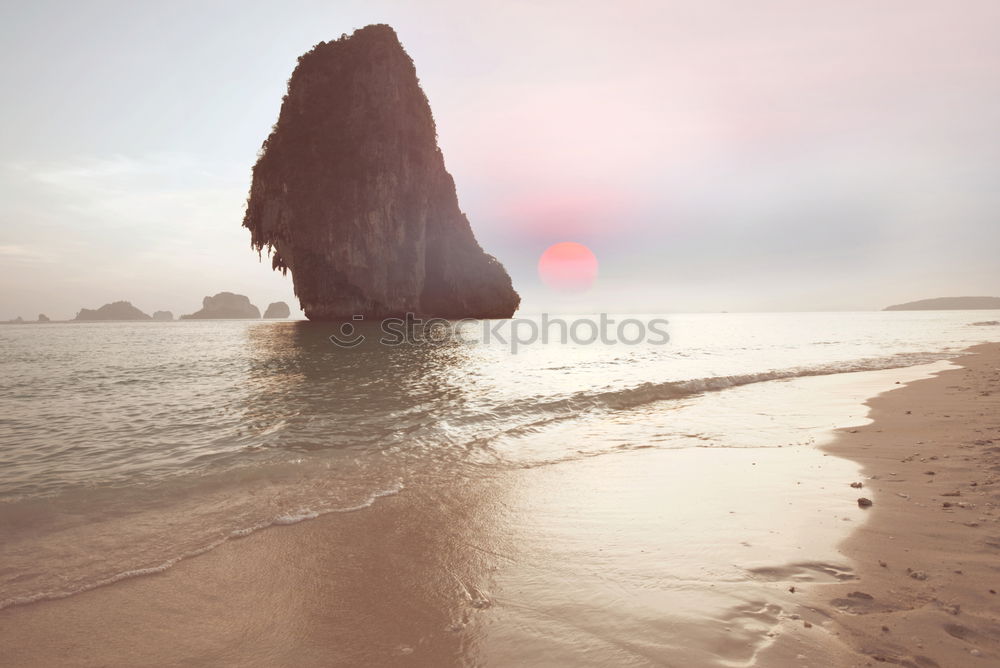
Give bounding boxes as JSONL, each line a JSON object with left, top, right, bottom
{"left": 0, "top": 310, "right": 997, "bottom": 620}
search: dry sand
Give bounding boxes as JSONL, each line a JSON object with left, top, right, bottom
{"left": 1, "top": 344, "right": 997, "bottom": 667}
{"left": 764, "top": 342, "right": 1000, "bottom": 666}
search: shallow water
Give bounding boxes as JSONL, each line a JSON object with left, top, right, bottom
{"left": 0, "top": 311, "right": 996, "bottom": 615}
{"left": 472, "top": 363, "right": 949, "bottom": 666}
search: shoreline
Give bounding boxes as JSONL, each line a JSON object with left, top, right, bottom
{"left": 0, "top": 344, "right": 997, "bottom": 666}
{"left": 763, "top": 342, "right": 1000, "bottom": 666}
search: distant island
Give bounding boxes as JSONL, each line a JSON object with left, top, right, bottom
{"left": 263, "top": 302, "right": 290, "bottom": 319}
{"left": 9, "top": 297, "right": 292, "bottom": 323}
{"left": 75, "top": 301, "right": 152, "bottom": 321}
{"left": 181, "top": 292, "right": 261, "bottom": 319}
{"left": 884, "top": 296, "right": 1000, "bottom": 311}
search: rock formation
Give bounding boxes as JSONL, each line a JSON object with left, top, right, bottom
{"left": 181, "top": 292, "right": 261, "bottom": 319}
{"left": 75, "top": 301, "right": 152, "bottom": 321}
{"left": 885, "top": 296, "right": 1000, "bottom": 311}
{"left": 263, "top": 301, "right": 291, "bottom": 319}
{"left": 37, "top": 314, "right": 50, "bottom": 322}
{"left": 152, "top": 311, "right": 174, "bottom": 321}
{"left": 242, "top": 24, "right": 520, "bottom": 320}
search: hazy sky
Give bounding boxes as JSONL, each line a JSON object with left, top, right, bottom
{"left": 1, "top": 0, "right": 998, "bottom": 319}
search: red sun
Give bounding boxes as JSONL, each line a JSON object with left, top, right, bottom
{"left": 538, "top": 242, "right": 598, "bottom": 292}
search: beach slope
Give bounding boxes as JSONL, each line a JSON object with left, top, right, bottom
{"left": 767, "top": 342, "right": 1000, "bottom": 666}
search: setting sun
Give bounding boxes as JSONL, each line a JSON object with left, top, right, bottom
{"left": 537, "top": 241, "right": 598, "bottom": 292}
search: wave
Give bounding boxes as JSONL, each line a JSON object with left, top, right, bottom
{"left": 467, "top": 351, "right": 953, "bottom": 439}
{"left": 409, "top": 350, "right": 957, "bottom": 476}
{"left": 228, "top": 482, "right": 402, "bottom": 538}
{"left": 0, "top": 482, "right": 403, "bottom": 611}
{"left": 590, "top": 351, "right": 952, "bottom": 411}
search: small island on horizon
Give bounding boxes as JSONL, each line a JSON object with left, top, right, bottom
{"left": 884, "top": 296, "right": 1000, "bottom": 311}
{"left": 75, "top": 301, "right": 152, "bottom": 321}
{"left": 180, "top": 292, "right": 262, "bottom": 320}
{"left": 22, "top": 294, "right": 291, "bottom": 323}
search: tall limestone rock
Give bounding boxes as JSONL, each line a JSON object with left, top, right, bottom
{"left": 242, "top": 24, "right": 520, "bottom": 321}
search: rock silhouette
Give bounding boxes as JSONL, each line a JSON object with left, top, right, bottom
{"left": 263, "top": 302, "right": 291, "bottom": 319}
{"left": 243, "top": 24, "right": 519, "bottom": 320}
{"left": 37, "top": 314, "right": 50, "bottom": 323}
{"left": 181, "top": 293, "right": 261, "bottom": 320}
{"left": 75, "top": 301, "right": 152, "bottom": 321}
{"left": 152, "top": 311, "right": 174, "bottom": 321}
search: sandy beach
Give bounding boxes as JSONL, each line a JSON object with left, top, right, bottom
{"left": 1, "top": 342, "right": 998, "bottom": 667}
{"left": 764, "top": 342, "right": 1000, "bottom": 666}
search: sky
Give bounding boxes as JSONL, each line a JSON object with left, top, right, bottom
{"left": 1, "top": 0, "right": 998, "bottom": 320}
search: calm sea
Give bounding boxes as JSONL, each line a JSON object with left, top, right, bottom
{"left": 0, "top": 311, "right": 997, "bottom": 609}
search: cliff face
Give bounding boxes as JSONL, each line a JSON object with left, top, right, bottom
{"left": 75, "top": 301, "right": 151, "bottom": 321}
{"left": 181, "top": 293, "right": 261, "bottom": 319}
{"left": 243, "top": 24, "right": 519, "bottom": 321}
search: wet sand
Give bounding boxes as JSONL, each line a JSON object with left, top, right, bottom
{"left": 763, "top": 342, "right": 1000, "bottom": 666}
{"left": 1, "top": 346, "right": 997, "bottom": 666}
{"left": 2, "top": 446, "right": 858, "bottom": 667}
